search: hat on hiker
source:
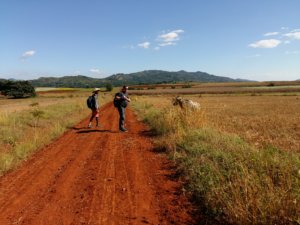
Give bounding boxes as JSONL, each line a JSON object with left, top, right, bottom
{"left": 93, "top": 88, "right": 100, "bottom": 92}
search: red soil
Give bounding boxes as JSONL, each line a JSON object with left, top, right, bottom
{"left": 0, "top": 103, "right": 195, "bottom": 225}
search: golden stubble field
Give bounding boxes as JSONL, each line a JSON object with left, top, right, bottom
{"left": 0, "top": 90, "right": 112, "bottom": 174}
{"left": 132, "top": 94, "right": 300, "bottom": 152}
{"left": 131, "top": 92, "right": 300, "bottom": 223}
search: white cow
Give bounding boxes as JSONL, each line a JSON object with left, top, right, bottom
{"left": 172, "top": 96, "right": 200, "bottom": 110}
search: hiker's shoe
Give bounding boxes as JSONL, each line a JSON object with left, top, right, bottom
{"left": 120, "top": 128, "right": 128, "bottom": 132}
{"left": 88, "top": 124, "right": 92, "bottom": 128}
{"left": 96, "top": 124, "right": 101, "bottom": 127}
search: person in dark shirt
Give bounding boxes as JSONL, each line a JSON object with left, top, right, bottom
{"left": 115, "top": 86, "right": 131, "bottom": 132}
{"left": 88, "top": 88, "right": 100, "bottom": 128}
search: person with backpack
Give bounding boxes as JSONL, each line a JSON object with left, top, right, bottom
{"left": 87, "top": 88, "right": 100, "bottom": 128}
{"left": 114, "top": 86, "right": 131, "bottom": 132}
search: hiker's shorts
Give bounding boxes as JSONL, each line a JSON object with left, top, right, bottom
{"left": 92, "top": 109, "right": 99, "bottom": 117}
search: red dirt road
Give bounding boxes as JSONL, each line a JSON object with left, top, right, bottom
{"left": 0, "top": 103, "right": 194, "bottom": 225}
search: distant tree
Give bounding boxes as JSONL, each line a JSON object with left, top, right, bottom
{"left": 267, "top": 82, "right": 275, "bottom": 87}
{"left": 105, "top": 83, "right": 113, "bottom": 92}
{"left": 0, "top": 81, "right": 5, "bottom": 92}
{"left": 147, "top": 85, "right": 156, "bottom": 90}
{"left": 1, "top": 80, "right": 36, "bottom": 98}
{"left": 182, "top": 83, "right": 192, "bottom": 88}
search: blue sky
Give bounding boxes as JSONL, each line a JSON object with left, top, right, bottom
{"left": 0, "top": 0, "right": 300, "bottom": 81}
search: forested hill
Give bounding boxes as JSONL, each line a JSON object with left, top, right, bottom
{"left": 29, "top": 70, "right": 250, "bottom": 87}
{"left": 30, "top": 75, "right": 101, "bottom": 88}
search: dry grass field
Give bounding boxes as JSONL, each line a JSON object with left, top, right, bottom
{"left": 129, "top": 86, "right": 300, "bottom": 95}
{"left": 131, "top": 90, "right": 300, "bottom": 224}
{"left": 132, "top": 94, "right": 300, "bottom": 152}
{"left": 129, "top": 81, "right": 300, "bottom": 95}
{"left": 0, "top": 89, "right": 112, "bottom": 175}
{"left": 130, "top": 81, "right": 300, "bottom": 89}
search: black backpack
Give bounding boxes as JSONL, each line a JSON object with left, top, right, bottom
{"left": 87, "top": 95, "right": 94, "bottom": 109}
{"left": 113, "top": 93, "right": 120, "bottom": 107}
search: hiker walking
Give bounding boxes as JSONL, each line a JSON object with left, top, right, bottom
{"left": 87, "top": 88, "right": 100, "bottom": 128}
{"left": 114, "top": 86, "right": 131, "bottom": 132}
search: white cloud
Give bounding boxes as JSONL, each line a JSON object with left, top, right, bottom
{"left": 89, "top": 69, "right": 101, "bottom": 74}
{"left": 284, "top": 31, "right": 300, "bottom": 40}
{"left": 284, "top": 40, "right": 291, "bottom": 44}
{"left": 247, "top": 54, "right": 261, "bottom": 58}
{"left": 281, "top": 27, "right": 289, "bottom": 30}
{"left": 138, "top": 42, "right": 150, "bottom": 49}
{"left": 264, "top": 32, "right": 279, "bottom": 36}
{"left": 172, "top": 29, "right": 184, "bottom": 33}
{"left": 285, "top": 50, "right": 299, "bottom": 55}
{"left": 158, "top": 29, "right": 184, "bottom": 43}
{"left": 291, "top": 28, "right": 300, "bottom": 32}
{"left": 123, "top": 45, "right": 135, "bottom": 49}
{"left": 21, "top": 50, "right": 36, "bottom": 59}
{"left": 133, "top": 29, "right": 184, "bottom": 51}
{"left": 249, "top": 39, "right": 281, "bottom": 48}
{"left": 159, "top": 42, "right": 177, "bottom": 47}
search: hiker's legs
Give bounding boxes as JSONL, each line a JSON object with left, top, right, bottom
{"left": 88, "top": 109, "right": 98, "bottom": 127}
{"left": 118, "top": 106, "right": 126, "bottom": 130}
{"left": 95, "top": 109, "right": 100, "bottom": 126}
{"left": 88, "top": 111, "right": 94, "bottom": 127}
{"left": 96, "top": 117, "right": 99, "bottom": 126}
{"left": 89, "top": 114, "right": 95, "bottom": 122}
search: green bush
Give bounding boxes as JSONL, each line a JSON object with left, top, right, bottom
{"left": 105, "top": 83, "right": 113, "bottom": 92}
{"left": 267, "top": 82, "right": 275, "bottom": 87}
{"left": 0, "top": 80, "right": 36, "bottom": 98}
{"left": 182, "top": 83, "right": 192, "bottom": 88}
{"left": 147, "top": 85, "right": 156, "bottom": 90}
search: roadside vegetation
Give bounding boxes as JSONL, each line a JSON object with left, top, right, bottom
{"left": 135, "top": 94, "right": 300, "bottom": 152}
{"left": 132, "top": 95, "right": 300, "bottom": 224}
{"left": 0, "top": 90, "right": 111, "bottom": 175}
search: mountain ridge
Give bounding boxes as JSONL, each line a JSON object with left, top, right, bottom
{"left": 28, "top": 70, "right": 252, "bottom": 88}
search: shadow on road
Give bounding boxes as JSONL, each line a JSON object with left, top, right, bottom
{"left": 71, "top": 126, "right": 87, "bottom": 130}
{"left": 139, "top": 129, "right": 157, "bottom": 137}
{"left": 76, "top": 129, "right": 117, "bottom": 134}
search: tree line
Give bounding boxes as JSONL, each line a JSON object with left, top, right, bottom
{"left": 0, "top": 80, "right": 36, "bottom": 98}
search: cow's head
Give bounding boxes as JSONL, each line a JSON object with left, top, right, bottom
{"left": 172, "top": 96, "right": 183, "bottom": 106}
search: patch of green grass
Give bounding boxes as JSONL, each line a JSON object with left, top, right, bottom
{"left": 177, "top": 129, "right": 300, "bottom": 224}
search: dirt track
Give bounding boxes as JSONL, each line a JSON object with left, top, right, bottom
{"left": 0, "top": 103, "right": 194, "bottom": 225}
